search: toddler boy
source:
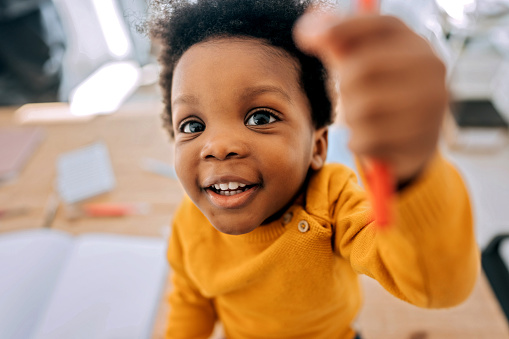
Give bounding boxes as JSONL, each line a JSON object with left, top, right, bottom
{"left": 149, "top": 0, "right": 479, "bottom": 338}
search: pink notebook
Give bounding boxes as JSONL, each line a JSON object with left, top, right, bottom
{"left": 0, "top": 127, "right": 44, "bottom": 182}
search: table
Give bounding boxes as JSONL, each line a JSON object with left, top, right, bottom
{"left": 1, "top": 99, "right": 508, "bottom": 339}
{"left": 0, "top": 100, "right": 182, "bottom": 238}
{"left": 357, "top": 274, "right": 509, "bottom": 339}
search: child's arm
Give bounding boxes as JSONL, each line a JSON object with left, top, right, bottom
{"left": 307, "top": 155, "right": 479, "bottom": 308}
{"left": 295, "top": 13, "right": 479, "bottom": 307}
{"left": 166, "top": 216, "right": 217, "bottom": 338}
{"left": 336, "top": 155, "right": 478, "bottom": 307}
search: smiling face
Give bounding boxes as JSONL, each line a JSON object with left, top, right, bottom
{"left": 171, "top": 38, "right": 327, "bottom": 235}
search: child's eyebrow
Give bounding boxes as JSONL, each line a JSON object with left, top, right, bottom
{"left": 240, "top": 85, "right": 293, "bottom": 104}
{"left": 172, "top": 94, "right": 199, "bottom": 107}
{"left": 172, "top": 85, "right": 293, "bottom": 108}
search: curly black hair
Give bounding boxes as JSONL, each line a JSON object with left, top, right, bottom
{"left": 149, "top": 0, "right": 333, "bottom": 135}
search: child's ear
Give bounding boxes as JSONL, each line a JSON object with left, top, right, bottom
{"left": 310, "top": 127, "right": 328, "bottom": 170}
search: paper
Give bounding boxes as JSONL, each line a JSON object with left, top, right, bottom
{"left": 57, "top": 142, "right": 116, "bottom": 204}
{"left": 0, "top": 230, "right": 73, "bottom": 339}
{"left": 0, "top": 229, "right": 168, "bottom": 339}
{"left": 32, "top": 233, "right": 167, "bottom": 339}
{"left": 0, "top": 127, "right": 44, "bottom": 182}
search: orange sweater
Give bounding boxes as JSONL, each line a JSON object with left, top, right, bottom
{"left": 166, "top": 154, "right": 479, "bottom": 338}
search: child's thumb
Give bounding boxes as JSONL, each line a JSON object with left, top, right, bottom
{"left": 293, "top": 10, "right": 344, "bottom": 66}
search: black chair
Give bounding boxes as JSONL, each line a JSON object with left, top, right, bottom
{"left": 482, "top": 234, "right": 509, "bottom": 323}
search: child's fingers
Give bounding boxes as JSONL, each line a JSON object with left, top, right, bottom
{"left": 342, "top": 69, "right": 446, "bottom": 135}
{"left": 347, "top": 114, "right": 441, "bottom": 156}
{"left": 294, "top": 11, "right": 408, "bottom": 65}
{"left": 344, "top": 85, "right": 443, "bottom": 181}
{"left": 339, "top": 48, "right": 447, "bottom": 107}
{"left": 325, "top": 15, "right": 407, "bottom": 53}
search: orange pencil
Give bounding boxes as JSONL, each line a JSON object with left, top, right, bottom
{"left": 356, "top": 0, "right": 394, "bottom": 229}
{"left": 365, "top": 159, "right": 393, "bottom": 228}
{"left": 80, "top": 203, "right": 149, "bottom": 217}
{"left": 358, "top": 0, "right": 379, "bottom": 13}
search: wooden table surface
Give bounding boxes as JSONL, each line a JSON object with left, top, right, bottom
{"left": 0, "top": 101, "right": 182, "bottom": 237}
{"left": 1, "top": 101, "right": 508, "bottom": 339}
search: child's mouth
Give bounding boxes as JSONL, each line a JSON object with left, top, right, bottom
{"left": 204, "top": 181, "right": 260, "bottom": 209}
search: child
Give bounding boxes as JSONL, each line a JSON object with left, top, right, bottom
{"left": 149, "top": 0, "right": 479, "bottom": 338}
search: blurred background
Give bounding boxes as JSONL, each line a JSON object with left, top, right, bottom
{"left": 0, "top": 0, "right": 157, "bottom": 113}
{"left": 1, "top": 0, "right": 508, "bottom": 120}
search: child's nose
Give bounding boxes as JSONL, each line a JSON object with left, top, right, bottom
{"left": 200, "top": 128, "right": 248, "bottom": 161}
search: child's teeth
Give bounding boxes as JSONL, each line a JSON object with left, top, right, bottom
{"left": 213, "top": 182, "right": 248, "bottom": 193}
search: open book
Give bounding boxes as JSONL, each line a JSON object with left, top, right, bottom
{"left": 0, "top": 229, "right": 168, "bottom": 339}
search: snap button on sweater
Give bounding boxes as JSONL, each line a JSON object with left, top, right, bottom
{"left": 298, "top": 220, "right": 309, "bottom": 233}
{"left": 282, "top": 212, "right": 293, "bottom": 225}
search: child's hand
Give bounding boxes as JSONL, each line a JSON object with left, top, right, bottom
{"left": 294, "top": 12, "right": 448, "bottom": 185}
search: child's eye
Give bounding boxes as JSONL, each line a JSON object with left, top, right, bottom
{"left": 245, "top": 109, "right": 278, "bottom": 126}
{"left": 180, "top": 120, "right": 205, "bottom": 134}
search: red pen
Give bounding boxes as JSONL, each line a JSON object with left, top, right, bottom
{"left": 358, "top": 0, "right": 379, "bottom": 13}
{"left": 0, "top": 207, "right": 28, "bottom": 219}
{"left": 66, "top": 203, "right": 150, "bottom": 219}
{"left": 81, "top": 203, "right": 149, "bottom": 217}
{"left": 356, "top": 0, "right": 395, "bottom": 229}
{"left": 365, "top": 159, "right": 393, "bottom": 229}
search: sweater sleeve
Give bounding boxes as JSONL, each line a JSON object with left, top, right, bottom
{"left": 166, "top": 209, "right": 217, "bottom": 338}
{"left": 332, "top": 153, "right": 480, "bottom": 308}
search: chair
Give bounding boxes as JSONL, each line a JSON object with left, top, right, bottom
{"left": 482, "top": 234, "right": 509, "bottom": 323}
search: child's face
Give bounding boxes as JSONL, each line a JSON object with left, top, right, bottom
{"left": 171, "top": 38, "right": 327, "bottom": 235}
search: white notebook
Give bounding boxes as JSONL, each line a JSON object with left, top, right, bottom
{"left": 0, "top": 229, "right": 168, "bottom": 339}
{"left": 57, "top": 142, "right": 116, "bottom": 204}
